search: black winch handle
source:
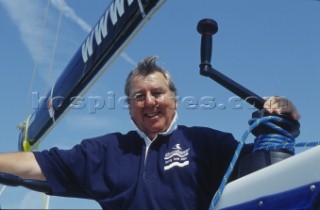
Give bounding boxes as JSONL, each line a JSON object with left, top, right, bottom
{"left": 0, "top": 172, "right": 51, "bottom": 193}
{"left": 197, "top": 18, "right": 300, "bottom": 137}
{"left": 197, "top": 18, "right": 265, "bottom": 110}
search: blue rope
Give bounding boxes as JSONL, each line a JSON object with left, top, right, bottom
{"left": 249, "top": 116, "right": 296, "bottom": 154}
{"left": 252, "top": 116, "right": 320, "bottom": 152}
{"left": 209, "top": 115, "right": 320, "bottom": 210}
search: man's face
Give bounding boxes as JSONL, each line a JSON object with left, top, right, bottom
{"left": 129, "top": 71, "right": 177, "bottom": 139}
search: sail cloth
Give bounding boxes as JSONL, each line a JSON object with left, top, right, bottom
{"left": 214, "top": 146, "right": 320, "bottom": 210}
{"left": 19, "top": 0, "right": 166, "bottom": 151}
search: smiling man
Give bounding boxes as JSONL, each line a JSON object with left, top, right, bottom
{"left": 0, "top": 56, "right": 300, "bottom": 210}
{"left": 125, "top": 58, "right": 178, "bottom": 140}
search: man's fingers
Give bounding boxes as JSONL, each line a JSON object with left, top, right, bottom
{"left": 263, "top": 96, "right": 300, "bottom": 120}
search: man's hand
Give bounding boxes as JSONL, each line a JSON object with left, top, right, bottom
{"left": 263, "top": 96, "right": 301, "bottom": 120}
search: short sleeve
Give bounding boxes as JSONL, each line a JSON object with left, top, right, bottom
{"left": 34, "top": 142, "right": 95, "bottom": 198}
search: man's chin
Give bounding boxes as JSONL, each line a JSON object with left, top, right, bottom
{"left": 147, "top": 125, "right": 167, "bottom": 134}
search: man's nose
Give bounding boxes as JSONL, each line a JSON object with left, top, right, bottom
{"left": 144, "top": 93, "right": 157, "bottom": 107}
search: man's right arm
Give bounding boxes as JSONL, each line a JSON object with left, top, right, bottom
{"left": 0, "top": 152, "right": 46, "bottom": 181}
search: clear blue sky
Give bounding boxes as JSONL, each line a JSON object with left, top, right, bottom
{"left": 0, "top": 0, "right": 319, "bottom": 208}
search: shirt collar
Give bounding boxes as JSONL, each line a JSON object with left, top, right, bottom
{"left": 132, "top": 112, "right": 178, "bottom": 146}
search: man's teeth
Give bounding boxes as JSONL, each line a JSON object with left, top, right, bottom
{"left": 146, "top": 113, "right": 158, "bottom": 117}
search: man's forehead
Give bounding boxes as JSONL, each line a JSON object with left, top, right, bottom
{"left": 132, "top": 73, "right": 167, "bottom": 86}
{"left": 130, "top": 86, "right": 166, "bottom": 94}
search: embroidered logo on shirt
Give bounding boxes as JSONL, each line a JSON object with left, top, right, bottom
{"left": 164, "top": 144, "right": 190, "bottom": 170}
{"left": 172, "top": 143, "right": 182, "bottom": 150}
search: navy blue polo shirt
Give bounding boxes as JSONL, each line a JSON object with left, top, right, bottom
{"left": 34, "top": 125, "right": 253, "bottom": 210}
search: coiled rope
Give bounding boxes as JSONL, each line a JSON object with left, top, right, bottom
{"left": 210, "top": 115, "right": 320, "bottom": 210}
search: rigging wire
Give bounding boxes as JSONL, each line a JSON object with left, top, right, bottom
{"left": 45, "top": 5, "right": 63, "bottom": 93}
{"left": 42, "top": 193, "right": 50, "bottom": 209}
{"left": 13, "top": 0, "right": 52, "bottom": 209}
{"left": 23, "top": 0, "right": 51, "bottom": 119}
{"left": 13, "top": 0, "right": 63, "bottom": 209}
{"left": 40, "top": 4, "right": 64, "bottom": 210}
{"left": 0, "top": 186, "right": 6, "bottom": 197}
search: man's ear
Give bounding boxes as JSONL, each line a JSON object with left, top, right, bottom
{"left": 128, "top": 104, "right": 132, "bottom": 116}
{"left": 174, "top": 100, "right": 178, "bottom": 109}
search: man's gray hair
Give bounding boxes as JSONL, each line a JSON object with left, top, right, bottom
{"left": 124, "top": 56, "right": 177, "bottom": 103}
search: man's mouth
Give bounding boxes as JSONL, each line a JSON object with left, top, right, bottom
{"left": 145, "top": 112, "right": 160, "bottom": 118}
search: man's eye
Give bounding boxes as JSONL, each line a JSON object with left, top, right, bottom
{"left": 153, "top": 92, "right": 163, "bottom": 98}
{"left": 133, "top": 94, "right": 145, "bottom": 101}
